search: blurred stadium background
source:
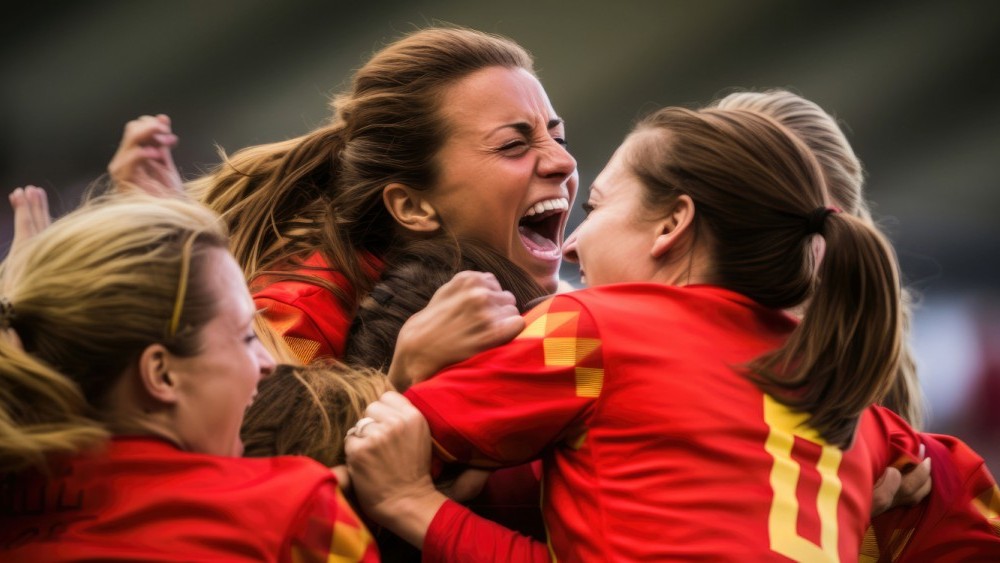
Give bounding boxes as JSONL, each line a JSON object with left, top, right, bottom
{"left": 3, "top": 0, "right": 998, "bottom": 471}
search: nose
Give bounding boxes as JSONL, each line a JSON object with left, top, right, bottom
{"left": 538, "top": 138, "right": 577, "bottom": 181}
{"left": 562, "top": 227, "right": 580, "bottom": 263}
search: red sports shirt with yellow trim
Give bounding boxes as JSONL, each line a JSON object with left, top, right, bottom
{"left": 862, "top": 432, "right": 1000, "bottom": 562}
{"left": 0, "top": 437, "right": 378, "bottom": 562}
{"left": 252, "top": 251, "right": 381, "bottom": 364}
{"left": 407, "top": 283, "right": 921, "bottom": 562}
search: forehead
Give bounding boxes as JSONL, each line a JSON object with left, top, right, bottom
{"left": 439, "top": 66, "right": 557, "bottom": 134}
{"left": 591, "top": 142, "right": 637, "bottom": 198}
{"left": 203, "top": 248, "right": 255, "bottom": 324}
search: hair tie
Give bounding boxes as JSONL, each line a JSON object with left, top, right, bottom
{"left": 805, "top": 206, "right": 840, "bottom": 235}
{"left": 0, "top": 297, "right": 16, "bottom": 330}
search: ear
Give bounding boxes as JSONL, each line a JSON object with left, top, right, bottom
{"left": 651, "top": 194, "right": 697, "bottom": 259}
{"left": 137, "top": 343, "right": 180, "bottom": 405}
{"left": 383, "top": 183, "right": 441, "bottom": 233}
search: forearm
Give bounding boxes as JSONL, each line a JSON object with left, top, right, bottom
{"left": 369, "top": 487, "right": 448, "bottom": 549}
{"left": 423, "top": 499, "right": 551, "bottom": 563}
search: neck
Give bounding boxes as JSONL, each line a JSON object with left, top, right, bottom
{"left": 102, "top": 372, "right": 185, "bottom": 450}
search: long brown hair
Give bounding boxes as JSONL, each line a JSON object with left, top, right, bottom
{"left": 0, "top": 195, "right": 227, "bottom": 472}
{"left": 712, "top": 89, "right": 923, "bottom": 428}
{"left": 240, "top": 362, "right": 391, "bottom": 466}
{"left": 628, "top": 107, "right": 903, "bottom": 448}
{"left": 188, "top": 27, "right": 534, "bottom": 309}
{"left": 344, "top": 237, "right": 548, "bottom": 370}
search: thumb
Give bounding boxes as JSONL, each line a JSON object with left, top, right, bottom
{"left": 331, "top": 465, "right": 350, "bottom": 491}
{"left": 871, "top": 466, "right": 902, "bottom": 517}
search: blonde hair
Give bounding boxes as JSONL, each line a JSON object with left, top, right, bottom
{"left": 628, "top": 107, "right": 903, "bottom": 448}
{"left": 188, "top": 26, "right": 534, "bottom": 309}
{"left": 0, "top": 195, "right": 227, "bottom": 472}
{"left": 712, "top": 89, "right": 923, "bottom": 428}
{"left": 241, "top": 362, "right": 391, "bottom": 466}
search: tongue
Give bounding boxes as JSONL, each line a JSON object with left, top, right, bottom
{"left": 519, "top": 225, "right": 558, "bottom": 252}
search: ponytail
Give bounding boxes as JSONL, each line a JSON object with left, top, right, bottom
{"left": 750, "top": 212, "right": 903, "bottom": 448}
{"left": 627, "top": 106, "right": 904, "bottom": 449}
{"left": 189, "top": 124, "right": 348, "bottom": 303}
{"left": 0, "top": 335, "right": 107, "bottom": 472}
{"left": 0, "top": 194, "right": 227, "bottom": 472}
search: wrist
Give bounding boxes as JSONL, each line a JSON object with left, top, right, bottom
{"left": 372, "top": 484, "right": 447, "bottom": 548}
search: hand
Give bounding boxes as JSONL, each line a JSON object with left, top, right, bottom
{"left": 871, "top": 444, "right": 932, "bottom": 517}
{"left": 344, "top": 391, "right": 446, "bottom": 547}
{"left": 108, "top": 114, "right": 184, "bottom": 197}
{"left": 8, "top": 186, "right": 51, "bottom": 255}
{"left": 388, "top": 271, "right": 524, "bottom": 391}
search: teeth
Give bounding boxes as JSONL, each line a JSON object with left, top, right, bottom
{"left": 523, "top": 197, "right": 568, "bottom": 218}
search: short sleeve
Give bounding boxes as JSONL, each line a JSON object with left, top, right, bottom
{"left": 283, "top": 483, "right": 380, "bottom": 563}
{"left": 406, "top": 294, "right": 604, "bottom": 467}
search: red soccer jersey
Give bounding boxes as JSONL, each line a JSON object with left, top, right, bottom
{"left": 252, "top": 251, "right": 381, "bottom": 363}
{"left": 862, "top": 432, "right": 1000, "bottom": 561}
{"left": 0, "top": 437, "right": 378, "bottom": 562}
{"left": 407, "top": 283, "right": 921, "bottom": 562}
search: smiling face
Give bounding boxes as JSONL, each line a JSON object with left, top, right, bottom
{"left": 424, "top": 66, "right": 578, "bottom": 292}
{"left": 168, "top": 248, "right": 276, "bottom": 457}
{"left": 562, "top": 140, "right": 664, "bottom": 287}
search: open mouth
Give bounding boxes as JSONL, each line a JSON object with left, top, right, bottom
{"left": 518, "top": 197, "right": 568, "bottom": 259}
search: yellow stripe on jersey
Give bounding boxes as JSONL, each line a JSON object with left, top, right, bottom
{"left": 326, "top": 498, "right": 375, "bottom": 563}
{"left": 973, "top": 484, "right": 1000, "bottom": 537}
{"left": 763, "top": 395, "right": 843, "bottom": 563}
{"left": 520, "top": 312, "right": 579, "bottom": 339}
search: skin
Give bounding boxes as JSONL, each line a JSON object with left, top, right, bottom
{"left": 112, "top": 69, "right": 578, "bottom": 293}
{"left": 562, "top": 137, "right": 711, "bottom": 287}
{"left": 113, "top": 248, "right": 277, "bottom": 457}
{"left": 7, "top": 185, "right": 51, "bottom": 257}
{"left": 164, "top": 248, "right": 276, "bottom": 456}
{"left": 345, "top": 131, "right": 932, "bottom": 546}
{"left": 423, "top": 66, "right": 578, "bottom": 292}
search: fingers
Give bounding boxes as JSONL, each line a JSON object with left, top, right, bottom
{"left": 331, "top": 465, "right": 350, "bottom": 490}
{"left": 870, "top": 467, "right": 902, "bottom": 517}
{"left": 109, "top": 114, "right": 184, "bottom": 196}
{"left": 898, "top": 457, "right": 932, "bottom": 505}
{"left": 10, "top": 185, "right": 52, "bottom": 251}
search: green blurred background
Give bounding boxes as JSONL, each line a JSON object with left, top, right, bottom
{"left": 3, "top": 0, "right": 998, "bottom": 471}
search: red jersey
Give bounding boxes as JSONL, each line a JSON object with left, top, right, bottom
{"left": 423, "top": 419, "right": 1000, "bottom": 563}
{"left": 862, "top": 432, "right": 1000, "bottom": 562}
{"left": 252, "top": 251, "right": 381, "bottom": 363}
{"left": 407, "top": 284, "right": 920, "bottom": 562}
{"left": 0, "top": 437, "right": 378, "bottom": 562}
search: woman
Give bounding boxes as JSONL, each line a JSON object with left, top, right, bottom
{"left": 711, "top": 88, "right": 924, "bottom": 428}
{"left": 347, "top": 106, "right": 923, "bottom": 561}
{"left": 109, "top": 26, "right": 577, "bottom": 364}
{"left": 0, "top": 194, "right": 378, "bottom": 561}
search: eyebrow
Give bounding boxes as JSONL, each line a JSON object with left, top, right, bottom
{"left": 492, "top": 118, "right": 565, "bottom": 136}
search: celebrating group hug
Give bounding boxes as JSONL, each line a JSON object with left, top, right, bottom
{"left": 1, "top": 26, "right": 998, "bottom": 562}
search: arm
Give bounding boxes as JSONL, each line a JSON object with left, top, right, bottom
{"left": 403, "top": 293, "right": 602, "bottom": 468}
{"left": 388, "top": 271, "right": 524, "bottom": 391}
{"left": 344, "top": 392, "right": 550, "bottom": 562}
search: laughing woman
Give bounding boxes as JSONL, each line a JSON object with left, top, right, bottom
{"left": 0, "top": 195, "right": 378, "bottom": 561}
{"left": 109, "top": 27, "right": 576, "bottom": 364}
{"left": 346, "top": 106, "right": 932, "bottom": 561}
